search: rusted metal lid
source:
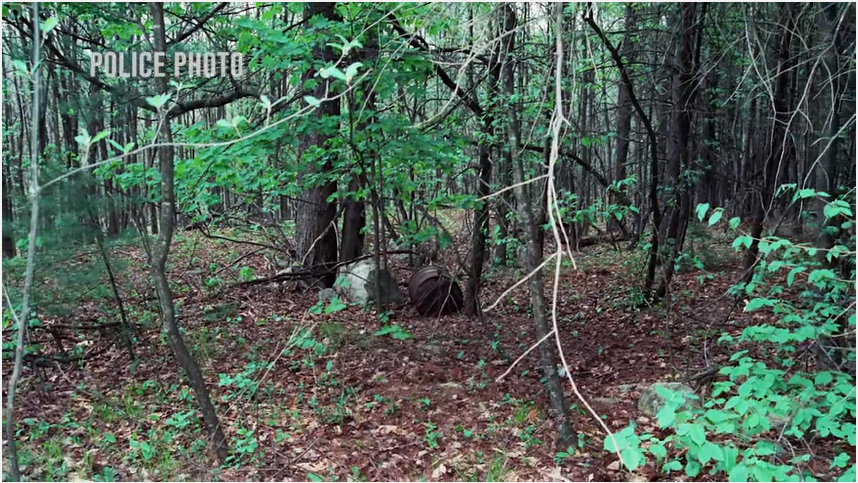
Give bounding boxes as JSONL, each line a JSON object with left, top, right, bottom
{"left": 408, "top": 266, "right": 463, "bottom": 316}
{"left": 409, "top": 266, "right": 445, "bottom": 301}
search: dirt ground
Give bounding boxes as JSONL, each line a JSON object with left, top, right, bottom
{"left": 4, "top": 232, "right": 810, "bottom": 482}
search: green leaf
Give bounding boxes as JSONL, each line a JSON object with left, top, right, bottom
{"left": 75, "top": 133, "right": 91, "bottom": 146}
{"left": 344, "top": 62, "right": 363, "bottom": 83}
{"left": 12, "top": 59, "right": 28, "bottom": 74}
{"left": 650, "top": 442, "right": 667, "bottom": 460}
{"left": 145, "top": 94, "right": 171, "bottom": 109}
{"left": 745, "top": 298, "right": 772, "bottom": 312}
{"left": 620, "top": 447, "right": 644, "bottom": 471}
{"left": 704, "top": 409, "right": 728, "bottom": 424}
{"left": 319, "top": 66, "right": 347, "bottom": 81}
{"left": 688, "top": 424, "right": 706, "bottom": 446}
{"left": 324, "top": 296, "right": 346, "bottom": 314}
{"left": 107, "top": 139, "right": 124, "bottom": 153}
{"left": 786, "top": 266, "right": 805, "bottom": 286}
{"left": 815, "top": 372, "right": 833, "bottom": 386}
{"left": 729, "top": 217, "right": 741, "bottom": 230}
{"left": 753, "top": 463, "right": 773, "bottom": 482}
{"left": 808, "top": 269, "right": 835, "bottom": 286}
{"left": 837, "top": 465, "right": 856, "bottom": 483}
{"left": 390, "top": 329, "right": 412, "bottom": 340}
{"left": 729, "top": 464, "right": 749, "bottom": 482}
{"left": 696, "top": 203, "right": 710, "bottom": 222}
{"left": 708, "top": 209, "right": 723, "bottom": 226}
{"left": 604, "top": 430, "right": 628, "bottom": 452}
{"left": 307, "top": 472, "right": 324, "bottom": 482}
{"left": 733, "top": 235, "right": 753, "bottom": 250}
{"left": 722, "top": 445, "right": 739, "bottom": 472}
{"left": 792, "top": 188, "right": 817, "bottom": 202}
{"left": 831, "top": 453, "right": 850, "bottom": 469}
{"left": 686, "top": 460, "right": 701, "bottom": 478}
{"left": 663, "top": 460, "right": 683, "bottom": 472}
{"left": 656, "top": 402, "right": 677, "bottom": 429}
{"left": 92, "top": 129, "right": 111, "bottom": 144}
{"left": 304, "top": 96, "right": 321, "bottom": 108}
{"left": 824, "top": 200, "right": 853, "bottom": 219}
{"left": 699, "top": 442, "right": 724, "bottom": 464}
{"left": 41, "top": 17, "right": 59, "bottom": 34}
{"left": 373, "top": 325, "right": 413, "bottom": 340}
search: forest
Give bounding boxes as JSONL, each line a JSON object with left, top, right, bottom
{"left": 1, "top": 2, "right": 855, "bottom": 482}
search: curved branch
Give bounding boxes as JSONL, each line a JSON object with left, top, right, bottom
{"left": 387, "top": 13, "right": 484, "bottom": 117}
{"left": 583, "top": 3, "right": 661, "bottom": 226}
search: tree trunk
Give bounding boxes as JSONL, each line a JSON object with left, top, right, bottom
{"left": 144, "top": 114, "right": 158, "bottom": 235}
{"left": 148, "top": 2, "right": 228, "bottom": 462}
{"left": 464, "top": 7, "right": 503, "bottom": 317}
{"left": 655, "top": 3, "right": 700, "bottom": 299}
{"left": 612, "top": 3, "right": 636, "bottom": 234}
{"left": 815, "top": 2, "right": 845, "bottom": 263}
{"left": 744, "top": 4, "right": 795, "bottom": 279}
{"left": 508, "top": 3, "right": 574, "bottom": 446}
{"left": 341, "top": 30, "right": 377, "bottom": 264}
{"left": 294, "top": 2, "right": 341, "bottom": 287}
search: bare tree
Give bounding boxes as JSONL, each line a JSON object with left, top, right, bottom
{"left": 147, "top": 2, "right": 229, "bottom": 461}
{"left": 4, "top": 4, "right": 42, "bottom": 479}
{"left": 507, "top": 3, "right": 575, "bottom": 446}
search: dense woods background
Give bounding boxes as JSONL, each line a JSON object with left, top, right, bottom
{"left": 1, "top": 2, "right": 855, "bottom": 482}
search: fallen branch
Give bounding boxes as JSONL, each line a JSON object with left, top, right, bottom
{"left": 23, "top": 339, "right": 116, "bottom": 368}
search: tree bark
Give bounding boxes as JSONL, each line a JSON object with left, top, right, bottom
{"left": 294, "top": 2, "right": 341, "bottom": 287}
{"left": 655, "top": 3, "right": 700, "bottom": 299}
{"left": 5, "top": 5, "right": 42, "bottom": 478}
{"left": 464, "top": 7, "right": 503, "bottom": 316}
{"left": 611, "top": 3, "right": 636, "bottom": 234}
{"left": 815, "top": 2, "right": 846, "bottom": 263}
{"left": 341, "top": 29, "right": 377, "bottom": 264}
{"left": 148, "top": 2, "right": 228, "bottom": 462}
{"left": 743, "top": 4, "right": 795, "bottom": 279}
{"left": 508, "top": 3, "right": 574, "bottom": 446}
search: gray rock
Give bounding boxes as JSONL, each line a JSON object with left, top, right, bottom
{"left": 422, "top": 343, "right": 443, "bottom": 354}
{"left": 337, "top": 259, "right": 406, "bottom": 306}
{"left": 318, "top": 288, "right": 337, "bottom": 302}
{"left": 637, "top": 382, "right": 699, "bottom": 416}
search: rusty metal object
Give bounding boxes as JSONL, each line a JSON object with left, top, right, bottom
{"left": 408, "top": 266, "right": 463, "bottom": 316}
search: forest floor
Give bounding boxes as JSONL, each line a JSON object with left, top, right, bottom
{"left": 5, "top": 228, "right": 823, "bottom": 482}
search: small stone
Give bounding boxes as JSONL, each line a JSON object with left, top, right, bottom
{"left": 637, "top": 382, "right": 699, "bottom": 416}
{"left": 318, "top": 288, "right": 337, "bottom": 301}
{"left": 423, "top": 343, "right": 443, "bottom": 354}
{"left": 593, "top": 397, "right": 622, "bottom": 405}
{"left": 607, "top": 460, "right": 621, "bottom": 471}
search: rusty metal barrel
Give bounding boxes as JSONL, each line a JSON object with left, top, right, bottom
{"left": 408, "top": 266, "right": 464, "bottom": 316}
